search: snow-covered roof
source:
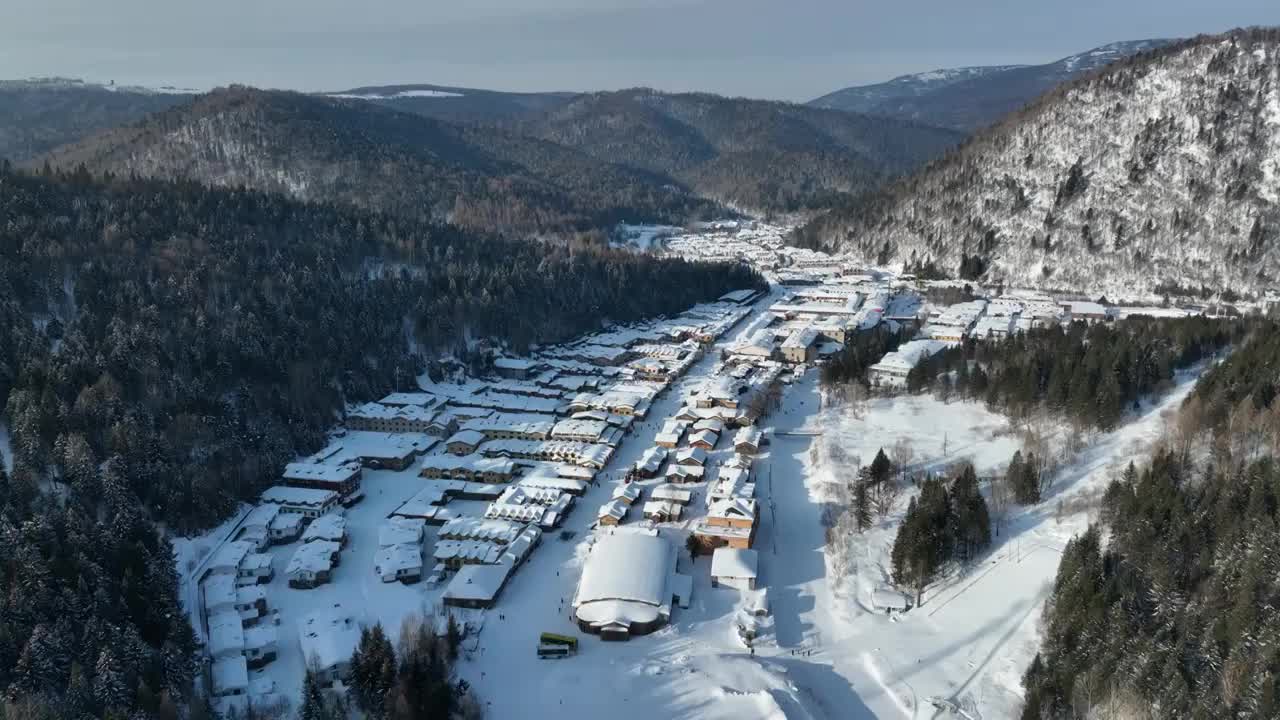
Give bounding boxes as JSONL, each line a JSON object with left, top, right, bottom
{"left": 260, "top": 486, "right": 339, "bottom": 508}
{"left": 209, "top": 540, "right": 253, "bottom": 571}
{"left": 611, "top": 484, "right": 642, "bottom": 504}
{"left": 297, "top": 606, "right": 360, "bottom": 671}
{"left": 285, "top": 540, "right": 340, "bottom": 576}
{"left": 735, "top": 426, "right": 763, "bottom": 448}
{"left": 446, "top": 429, "right": 487, "bottom": 447}
{"left": 708, "top": 497, "right": 757, "bottom": 521}
{"left": 676, "top": 446, "right": 708, "bottom": 465}
{"left": 634, "top": 446, "right": 668, "bottom": 474}
{"left": 375, "top": 543, "right": 423, "bottom": 576}
{"left": 598, "top": 498, "right": 629, "bottom": 521}
{"left": 439, "top": 516, "right": 524, "bottom": 544}
{"left": 242, "top": 503, "right": 281, "bottom": 529}
{"left": 443, "top": 563, "right": 512, "bottom": 604}
{"left": 650, "top": 484, "right": 693, "bottom": 504}
{"left": 872, "top": 588, "right": 911, "bottom": 610}
{"left": 711, "top": 548, "right": 759, "bottom": 579}
{"left": 301, "top": 514, "right": 346, "bottom": 544}
{"left": 378, "top": 517, "right": 425, "bottom": 547}
{"left": 493, "top": 357, "right": 536, "bottom": 371}
{"left": 282, "top": 461, "right": 362, "bottom": 484}
{"left": 243, "top": 623, "right": 277, "bottom": 651}
{"left": 211, "top": 656, "right": 249, "bottom": 695}
{"left": 207, "top": 610, "right": 245, "bottom": 657}
{"left": 642, "top": 500, "right": 683, "bottom": 520}
{"left": 575, "top": 530, "right": 673, "bottom": 608}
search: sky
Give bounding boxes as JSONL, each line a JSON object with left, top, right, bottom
{"left": 0, "top": 0, "right": 1275, "bottom": 101}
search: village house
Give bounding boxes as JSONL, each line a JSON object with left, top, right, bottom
{"left": 550, "top": 418, "right": 612, "bottom": 444}
{"left": 689, "top": 429, "right": 719, "bottom": 450}
{"left": 442, "top": 562, "right": 514, "bottom": 609}
{"left": 206, "top": 540, "right": 274, "bottom": 586}
{"left": 597, "top": 498, "right": 630, "bottom": 526}
{"left": 208, "top": 610, "right": 248, "bottom": 660}
{"left": 297, "top": 606, "right": 361, "bottom": 686}
{"left": 445, "top": 429, "right": 487, "bottom": 455}
{"left": 642, "top": 500, "right": 683, "bottom": 522}
{"left": 655, "top": 419, "right": 687, "bottom": 448}
{"left": 633, "top": 446, "right": 668, "bottom": 479}
{"left": 867, "top": 339, "right": 950, "bottom": 388}
{"left": 259, "top": 486, "right": 340, "bottom": 519}
{"left": 612, "top": 483, "right": 642, "bottom": 505}
{"left": 708, "top": 465, "right": 755, "bottom": 504}
{"left": 650, "top": 484, "right": 694, "bottom": 505}
{"left": 710, "top": 547, "right": 759, "bottom": 590}
{"left": 280, "top": 461, "right": 363, "bottom": 497}
{"left": 242, "top": 624, "right": 279, "bottom": 668}
{"left": 345, "top": 401, "right": 441, "bottom": 434}
{"left": 202, "top": 574, "right": 269, "bottom": 624}
{"left": 235, "top": 504, "right": 282, "bottom": 550}
{"left": 378, "top": 516, "right": 425, "bottom": 547}
{"left": 268, "top": 511, "right": 304, "bottom": 544}
{"left": 693, "top": 498, "right": 759, "bottom": 551}
{"left": 374, "top": 543, "right": 424, "bottom": 583}
{"left": 419, "top": 454, "right": 517, "bottom": 483}
{"left": 300, "top": 514, "right": 347, "bottom": 546}
{"left": 461, "top": 413, "right": 555, "bottom": 441}
{"left": 780, "top": 326, "right": 820, "bottom": 364}
{"left": 285, "top": 540, "right": 341, "bottom": 588}
{"left": 734, "top": 426, "right": 763, "bottom": 454}
{"left": 211, "top": 656, "right": 249, "bottom": 705}
{"left": 675, "top": 446, "right": 709, "bottom": 466}
{"left": 433, "top": 539, "right": 504, "bottom": 569}
{"left": 665, "top": 464, "right": 706, "bottom": 484}
{"left": 492, "top": 357, "right": 538, "bottom": 379}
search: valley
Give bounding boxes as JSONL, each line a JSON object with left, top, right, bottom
{"left": 2, "top": 18, "right": 1279, "bottom": 720}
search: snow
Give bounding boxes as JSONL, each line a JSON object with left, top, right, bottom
{"left": 326, "top": 89, "right": 465, "bottom": 100}
{"left": 575, "top": 530, "right": 673, "bottom": 608}
{"left": 711, "top": 548, "right": 759, "bottom": 580}
{"left": 0, "top": 422, "right": 11, "bottom": 472}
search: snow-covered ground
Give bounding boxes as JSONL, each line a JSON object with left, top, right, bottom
{"left": 0, "top": 422, "right": 12, "bottom": 472}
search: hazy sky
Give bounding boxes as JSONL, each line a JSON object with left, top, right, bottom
{"left": 1, "top": 0, "right": 1275, "bottom": 101}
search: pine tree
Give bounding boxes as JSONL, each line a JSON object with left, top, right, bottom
{"left": 298, "top": 667, "right": 332, "bottom": 720}
{"left": 853, "top": 479, "right": 871, "bottom": 533}
{"left": 92, "top": 647, "right": 129, "bottom": 712}
{"left": 869, "top": 449, "right": 892, "bottom": 484}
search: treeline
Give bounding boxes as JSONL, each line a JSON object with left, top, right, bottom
{"left": 1021, "top": 324, "right": 1280, "bottom": 718}
{"left": 0, "top": 167, "right": 760, "bottom": 717}
{"left": 889, "top": 464, "right": 991, "bottom": 603}
{"left": 300, "top": 619, "right": 477, "bottom": 720}
{"left": 904, "top": 316, "right": 1238, "bottom": 430}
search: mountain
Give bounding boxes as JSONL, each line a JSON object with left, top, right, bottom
{"left": 810, "top": 39, "right": 1171, "bottom": 130}
{"left": 0, "top": 78, "right": 191, "bottom": 162}
{"left": 809, "top": 65, "right": 1026, "bottom": 115}
{"left": 324, "top": 82, "right": 576, "bottom": 123}
{"left": 519, "top": 88, "right": 965, "bottom": 214}
{"left": 793, "top": 28, "right": 1280, "bottom": 297}
{"left": 35, "top": 86, "right": 719, "bottom": 235}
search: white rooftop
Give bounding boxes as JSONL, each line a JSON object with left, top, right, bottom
{"left": 711, "top": 547, "right": 759, "bottom": 579}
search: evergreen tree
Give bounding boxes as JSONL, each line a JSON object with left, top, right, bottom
{"left": 869, "top": 448, "right": 892, "bottom": 485}
{"left": 853, "top": 478, "right": 872, "bottom": 533}
{"left": 951, "top": 465, "right": 992, "bottom": 563}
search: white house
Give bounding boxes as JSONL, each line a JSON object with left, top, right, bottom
{"left": 286, "top": 540, "right": 341, "bottom": 588}
{"left": 710, "top": 548, "right": 759, "bottom": 590}
{"left": 243, "top": 624, "right": 279, "bottom": 668}
{"left": 378, "top": 517, "right": 425, "bottom": 548}
{"left": 301, "top": 514, "right": 347, "bottom": 546}
{"left": 211, "top": 656, "right": 249, "bottom": 700}
{"left": 374, "top": 543, "right": 424, "bottom": 583}
{"left": 297, "top": 606, "right": 361, "bottom": 686}
{"left": 268, "top": 512, "right": 305, "bottom": 543}
{"left": 259, "top": 486, "right": 340, "bottom": 519}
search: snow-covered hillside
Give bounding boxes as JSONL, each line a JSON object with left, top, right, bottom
{"left": 797, "top": 29, "right": 1280, "bottom": 296}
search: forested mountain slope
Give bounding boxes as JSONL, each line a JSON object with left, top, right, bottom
{"left": 0, "top": 79, "right": 189, "bottom": 162}
{"left": 35, "top": 87, "right": 719, "bottom": 236}
{"left": 794, "top": 29, "right": 1280, "bottom": 296}
{"left": 0, "top": 166, "right": 760, "bottom": 717}
{"left": 1022, "top": 320, "right": 1280, "bottom": 719}
{"left": 809, "top": 40, "right": 1168, "bottom": 130}
{"left": 520, "top": 88, "right": 965, "bottom": 214}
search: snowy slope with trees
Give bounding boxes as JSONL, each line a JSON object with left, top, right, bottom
{"left": 795, "top": 29, "right": 1280, "bottom": 297}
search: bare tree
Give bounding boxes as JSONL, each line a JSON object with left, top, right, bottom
{"left": 889, "top": 437, "right": 915, "bottom": 484}
{"left": 989, "top": 472, "right": 1012, "bottom": 537}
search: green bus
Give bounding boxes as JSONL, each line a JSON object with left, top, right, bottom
{"left": 537, "top": 632, "right": 579, "bottom": 658}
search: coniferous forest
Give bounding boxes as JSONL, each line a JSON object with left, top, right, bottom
{"left": 1020, "top": 323, "right": 1280, "bottom": 719}
{"left": 899, "top": 316, "right": 1238, "bottom": 430}
{"left": 0, "top": 165, "right": 762, "bottom": 718}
